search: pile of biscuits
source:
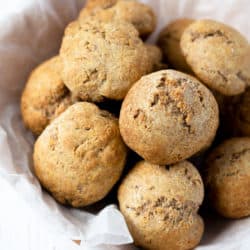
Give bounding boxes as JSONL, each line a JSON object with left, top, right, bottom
{"left": 20, "top": 1, "right": 250, "bottom": 249}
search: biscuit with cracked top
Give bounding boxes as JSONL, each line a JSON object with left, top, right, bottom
{"left": 204, "top": 137, "right": 250, "bottom": 218}
{"left": 119, "top": 69, "right": 219, "bottom": 165}
{"left": 60, "top": 20, "right": 151, "bottom": 102}
{"left": 79, "top": 0, "right": 156, "bottom": 38}
{"left": 21, "top": 56, "right": 78, "bottom": 135}
{"left": 118, "top": 160, "right": 204, "bottom": 250}
{"left": 181, "top": 19, "right": 250, "bottom": 96}
{"left": 33, "top": 102, "right": 127, "bottom": 207}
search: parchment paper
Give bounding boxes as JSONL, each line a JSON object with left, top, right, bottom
{"left": 0, "top": 0, "right": 249, "bottom": 249}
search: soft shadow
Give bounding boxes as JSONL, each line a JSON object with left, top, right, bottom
{"left": 199, "top": 207, "right": 235, "bottom": 246}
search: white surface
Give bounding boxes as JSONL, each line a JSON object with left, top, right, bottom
{"left": 0, "top": 0, "right": 249, "bottom": 250}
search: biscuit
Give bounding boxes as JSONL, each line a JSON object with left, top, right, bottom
{"left": 33, "top": 102, "right": 127, "bottom": 207}
{"left": 119, "top": 70, "right": 219, "bottom": 165}
{"left": 60, "top": 20, "right": 151, "bottom": 102}
{"left": 79, "top": 0, "right": 156, "bottom": 38}
{"left": 158, "top": 18, "right": 194, "bottom": 73}
{"left": 181, "top": 19, "right": 250, "bottom": 96}
{"left": 118, "top": 160, "right": 204, "bottom": 250}
{"left": 21, "top": 56, "right": 77, "bottom": 135}
{"left": 204, "top": 137, "right": 250, "bottom": 218}
{"left": 145, "top": 44, "right": 167, "bottom": 72}
{"left": 84, "top": 0, "right": 117, "bottom": 10}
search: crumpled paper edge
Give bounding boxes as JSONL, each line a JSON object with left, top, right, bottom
{"left": 0, "top": 0, "right": 132, "bottom": 248}
{"left": 0, "top": 0, "right": 249, "bottom": 249}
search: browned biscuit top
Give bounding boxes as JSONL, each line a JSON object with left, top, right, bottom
{"left": 21, "top": 56, "right": 77, "bottom": 135}
{"left": 60, "top": 19, "right": 151, "bottom": 102}
{"left": 118, "top": 160, "right": 204, "bottom": 250}
{"left": 204, "top": 137, "right": 250, "bottom": 218}
{"left": 181, "top": 19, "right": 250, "bottom": 96}
{"left": 79, "top": 0, "right": 156, "bottom": 38}
{"left": 34, "top": 102, "right": 127, "bottom": 207}
{"left": 158, "top": 18, "right": 194, "bottom": 73}
{"left": 119, "top": 69, "right": 219, "bottom": 165}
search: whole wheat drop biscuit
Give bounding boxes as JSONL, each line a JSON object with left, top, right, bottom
{"left": 33, "top": 102, "right": 127, "bottom": 207}
{"left": 21, "top": 56, "right": 77, "bottom": 135}
{"left": 204, "top": 137, "right": 250, "bottom": 218}
{"left": 119, "top": 69, "right": 219, "bottom": 165}
{"left": 79, "top": 0, "right": 156, "bottom": 38}
{"left": 83, "top": 0, "right": 117, "bottom": 10}
{"left": 158, "top": 18, "right": 194, "bottom": 73}
{"left": 181, "top": 19, "right": 250, "bottom": 95}
{"left": 118, "top": 160, "right": 204, "bottom": 250}
{"left": 60, "top": 20, "right": 151, "bottom": 102}
{"left": 145, "top": 44, "right": 167, "bottom": 72}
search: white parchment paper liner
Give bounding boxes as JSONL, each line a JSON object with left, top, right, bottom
{"left": 0, "top": 0, "right": 249, "bottom": 249}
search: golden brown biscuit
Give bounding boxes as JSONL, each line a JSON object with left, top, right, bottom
{"left": 119, "top": 70, "right": 219, "bottom": 165}
{"left": 118, "top": 160, "right": 204, "bottom": 250}
{"left": 33, "top": 102, "right": 127, "bottom": 207}
{"left": 21, "top": 56, "right": 77, "bottom": 135}
{"left": 158, "top": 18, "right": 194, "bottom": 73}
{"left": 204, "top": 137, "right": 250, "bottom": 218}
{"left": 84, "top": 0, "right": 117, "bottom": 10}
{"left": 145, "top": 44, "right": 167, "bottom": 72}
{"left": 60, "top": 20, "right": 150, "bottom": 102}
{"left": 79, "top": 0, "right": 156, "bottom": 38}
{"left": 181, "top": 19, "right": 250, "bottom": 96}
